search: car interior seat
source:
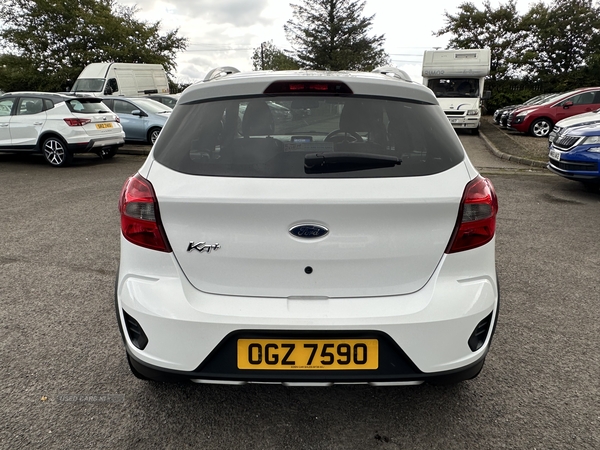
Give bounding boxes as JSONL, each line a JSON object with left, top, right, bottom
{"left": 24, "top": 101, "right": 43, "bottom": 115}
{"left": 339, "top": 101, "right": 387, "bottom": 146}
{"left": 235, "top": 100, "right": 281, "bottom": 165}
{"left": 242, "top": 101, "right": 274, "bottom": 137}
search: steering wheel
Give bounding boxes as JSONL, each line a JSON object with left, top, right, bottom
{"left": 324, "top": 129, "right": 363, "bottom": 143}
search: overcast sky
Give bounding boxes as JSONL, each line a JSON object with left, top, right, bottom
{"left": 119, "top": 0, "right": 544, "bottom": 85}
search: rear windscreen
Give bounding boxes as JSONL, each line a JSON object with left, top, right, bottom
{"left": 153, "top": 95, "right": 465, "bottom": 178}
{"left": 67, "top": 99, "right": 111, "bottom": 113}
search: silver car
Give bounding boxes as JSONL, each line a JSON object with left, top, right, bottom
{"left": 101, "top": 97, "right": 171, "bottom": 144}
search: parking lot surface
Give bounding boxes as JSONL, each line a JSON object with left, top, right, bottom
{"left": 0, "top": 144, "right": 598, "bottom": 449}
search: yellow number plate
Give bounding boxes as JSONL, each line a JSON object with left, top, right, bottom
{"left": 95, "top": 123, "right": 113, "bottom": 129}
{"left": 237, "top": 339, "right": 378, "bottom": 370}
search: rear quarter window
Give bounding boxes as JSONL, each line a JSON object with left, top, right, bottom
{"left": 153, "top": 95, "right": 465, "bottom": 178}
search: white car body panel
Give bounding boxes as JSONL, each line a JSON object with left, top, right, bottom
{"left": 118, "top": 236, "right": 497, "bottom": 373}
{"left": 150, "top": 161, "right": 471, "bottom": 298}
{"left": 9, "top": 111, "right": 47, "bottom": 146}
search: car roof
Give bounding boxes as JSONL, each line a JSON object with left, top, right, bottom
{"left": 102, "top": 96, "right": 162, "bottom": 102}
{"left": 180, "top": 69, "right": 437, "bottom": 105}
{"left": 149, "top": 93, "right": 180, "bottom": 98}
{"left": 1, "top": 91, "right": 100, "bottom": 104}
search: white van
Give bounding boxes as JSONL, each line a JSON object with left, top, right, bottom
{"left": 70, "top": 63, "right": 170, "bottom": 97}
{"left": 422, "top": 49, "right": 491, "bottom": 133}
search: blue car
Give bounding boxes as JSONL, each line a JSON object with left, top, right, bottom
{"left": 101, "top": 97, "right": 171, "bottom": 144}
{"left": 548, "top": 123, "right": 600, "bottom": 191}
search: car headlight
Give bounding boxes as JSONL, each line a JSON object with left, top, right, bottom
{"left": 516, "top": 110, "right": 532, "bottom": 118}
{"left": 582, "top": 136, "right": 600, "bottom": 145}
{"left": 467, "top": 109, "right": 479, "bottom": 116}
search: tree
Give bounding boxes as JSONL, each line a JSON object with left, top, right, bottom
{"left": 251, "top": 41, "right": 300, "bottom": 70}
{"left": 433, "top": 0, "right": 600, "bottom": 111}
{"left": 519, "top": 0, "right": 600, "bottom": 88}
{"left": 0, "top": 0, "right": 187, "bottom": 92}
{"left": 284, "top": 0, "right": 389, "bottom": 71}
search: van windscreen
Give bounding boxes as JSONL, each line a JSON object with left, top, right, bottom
{"left": 71, "top": 79, "right": 105, "bottom": 93}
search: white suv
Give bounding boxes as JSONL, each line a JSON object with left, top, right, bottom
{"left": 0, "top": 92, "right": 125, "bottom": 166}
{"left": 116, "top": 67, "right": 499, "bottom": 385}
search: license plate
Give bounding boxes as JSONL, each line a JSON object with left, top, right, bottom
{"left": 237, "top": 339, "right": 379, "bottom": 370}
{"left": 95, "top": 123, "right": 113, "bottom": 129}
{"left": 549, "top": 148, "right": 561, "bottom": 161}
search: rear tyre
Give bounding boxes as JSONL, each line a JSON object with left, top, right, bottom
{"left": 42, "top": 136, "right": 72, "bottom": 167}
{"left": 148, "top": 127, "right": 162, "bottom": 145}
{"left": 529, "top": 118, "right": 552, "bottom": 138}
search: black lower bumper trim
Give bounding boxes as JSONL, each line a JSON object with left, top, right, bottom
{"left": 547, "top": 163, "right": 600, "bottom": 181}
{"left": 125, "top": 329, "right": 490, "bottom": 386}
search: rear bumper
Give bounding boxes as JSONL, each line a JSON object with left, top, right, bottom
{"left": 116, "top": 236, "right": 499, "bottom": 383}
{"left": 445, "top": 115, "right": 480, "bottom": 129}
{"left": 67, "top": 136, "right": 125, "bottom": 153}
{"left": 126, "top": 342, "right": 490, "bottom": 385}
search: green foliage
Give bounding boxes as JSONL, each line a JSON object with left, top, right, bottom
{"left": 251, "top": 41, "right": 300, "bottom": 70}
{"left": 0, "top": 0, "right": 187, "bottom": 92}
{"left": 435, "top": 0, "right": 600, "bottom": 110}
{"left": 284, "top": 0, "right": 389, "bottom": 71}
{"left": 520, "top": 0, "right": 600, "bottom": 83}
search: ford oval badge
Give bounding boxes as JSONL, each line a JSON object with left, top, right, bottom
{"left": 289, "top": 224, "right": 329, "bottom": 239}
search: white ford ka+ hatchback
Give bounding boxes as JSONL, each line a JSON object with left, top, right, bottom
{"left": 116, "top": 67, "right": 499, "bottom": 385}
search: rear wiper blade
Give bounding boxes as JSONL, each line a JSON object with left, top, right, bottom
{"left": 305, "top": 152, "right": 401, "bottom": 173}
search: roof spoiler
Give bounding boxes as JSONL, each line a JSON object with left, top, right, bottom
{"left": 372, "top": 66, "right": 412, "bottom": 82}
{"left": 203, "top": 66, "right": 240, "bottom": 82}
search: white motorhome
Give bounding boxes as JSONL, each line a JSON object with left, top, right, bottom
{"left": 422, "top": 49, "right": 491, "bottom": 133}
{"left": 70, "top": 63, "right": 170, "bottom": 97}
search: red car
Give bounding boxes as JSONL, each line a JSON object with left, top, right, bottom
{"left": 507, "top": 87, "right": 600, "bottom": 137}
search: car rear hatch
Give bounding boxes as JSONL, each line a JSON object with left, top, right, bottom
{"left": 148, "top": 161, "right": 471, "bottom": 298}
{"left": 66, "top": 98, "right": 121, "bottom": 137}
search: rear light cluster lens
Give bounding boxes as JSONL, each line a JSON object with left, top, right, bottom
{"left": 119, "top": 174, "right": 172, "bottom": 252}
{"left": 64, "top": 118, "right": 92, "bottom": 126}
{"left": 446, "top": 176, "right": 498, "bottom": 253}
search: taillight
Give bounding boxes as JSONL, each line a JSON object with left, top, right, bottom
{"left": 446, "top": 176, "right": 498, "bottom": 253}
{"left": 119, "top": 174, "right": 172, "bottom": 252}
{"left": 64, "top": 118, "right": 92, "bottom": 126}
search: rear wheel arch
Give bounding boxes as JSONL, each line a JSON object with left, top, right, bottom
{"left": 39, "top": 133, "right": 72, "bottom": 167}
{"left": 147, "top": 127, "right": 162, "bottom": 145}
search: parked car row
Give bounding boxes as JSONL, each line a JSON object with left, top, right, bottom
{"left": 492, "top": 93, "right": 559, "bottom": 129}
{"left": 492, "top": 88, "right": 600, "bottom": 190}
{"left": 0, "top": 91, "right": 175, "bottom": 166}
{"left": 492, "top": 86, "right": 600, "bottom": 138}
